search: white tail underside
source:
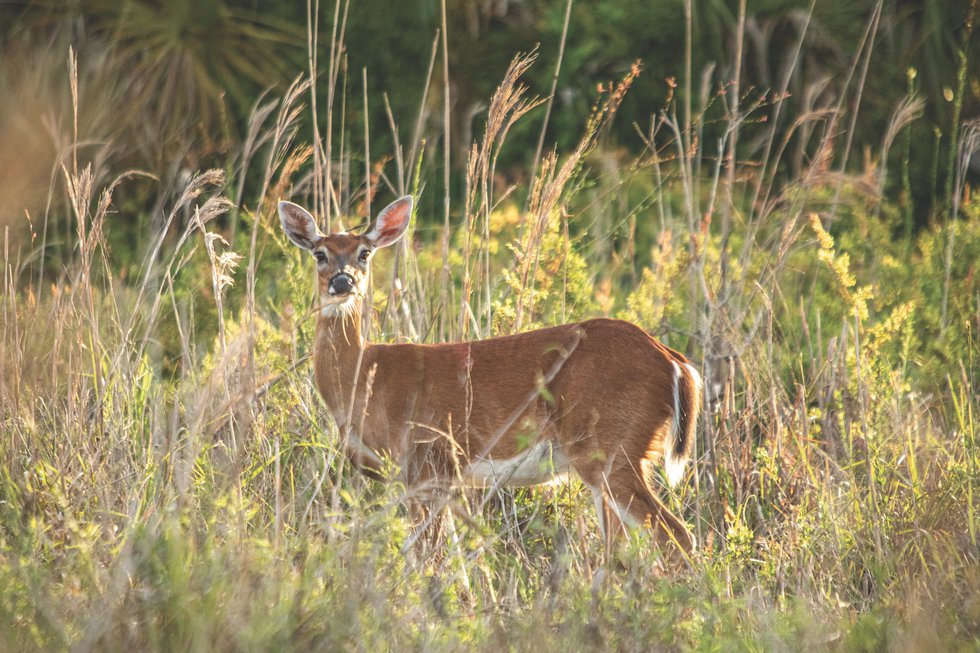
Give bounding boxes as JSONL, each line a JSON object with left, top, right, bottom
{"left": 663, "top": 362, "right": 702, "bottom": 487}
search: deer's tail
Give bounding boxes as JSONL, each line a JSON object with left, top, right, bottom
{"left": 664, "top": 360, "right": 702, "bottom": 488}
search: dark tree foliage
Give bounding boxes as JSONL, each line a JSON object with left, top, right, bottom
{"left": 1, "top": 0, "right": 977, "bottom": 227}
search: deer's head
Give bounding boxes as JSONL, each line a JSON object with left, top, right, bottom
{"left": 278, "top": 195, "right": 413, "bottom": 317}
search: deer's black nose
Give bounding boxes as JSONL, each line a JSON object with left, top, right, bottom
{"left": 329, "top": 273, "right": 354, "bottom": 295}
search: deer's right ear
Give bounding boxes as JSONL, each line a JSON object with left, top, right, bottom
{"left": 366, "top": 195, "right": 413, "bottom": 249}
{"left": 278, "top": 201, "right": 323, "bottom": 250}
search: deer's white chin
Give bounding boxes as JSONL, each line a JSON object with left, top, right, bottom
{"left": 320, "top": 295, "right": 359, "bottom": 318}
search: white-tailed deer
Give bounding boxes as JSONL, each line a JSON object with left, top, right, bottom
{"left": 279, "top": 195, "right": 702, "bottom": 557}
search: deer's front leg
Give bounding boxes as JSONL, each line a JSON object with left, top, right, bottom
{"left": 341, "top": 428, "right": 385, "bottom": 480}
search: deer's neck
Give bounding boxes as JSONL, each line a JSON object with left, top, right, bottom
{"left": 313, "top": 302, "right": 368, "bottom": 424}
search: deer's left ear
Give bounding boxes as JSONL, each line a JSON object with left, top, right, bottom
{"left": 279, "top": 201, "right": 323, "bottom": 250}
{"left": 366, "top": 195, "right": 413, "bottom": 248}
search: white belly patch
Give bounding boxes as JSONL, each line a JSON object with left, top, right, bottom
{"left": 464, "top": 440, "right": 571, "bottom": 487}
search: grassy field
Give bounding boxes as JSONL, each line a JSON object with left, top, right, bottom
{"left": 2, "top": 6, "right": 980, "bottom": 651}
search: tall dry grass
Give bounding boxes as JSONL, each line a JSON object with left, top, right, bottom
{"left": 1, "top": 4, "right": 979, "bottom": 651}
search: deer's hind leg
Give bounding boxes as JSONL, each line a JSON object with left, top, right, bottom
{"left": 584, "top": 464, "right": 695, "bottom": 562}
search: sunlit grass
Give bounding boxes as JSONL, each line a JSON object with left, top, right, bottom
{"left": 2, "top": 8, "right": 980, "bottom": 652}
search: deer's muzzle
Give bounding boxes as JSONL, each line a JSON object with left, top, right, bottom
{"left": 328, "top": 273, "right": 354, "bottom": 295}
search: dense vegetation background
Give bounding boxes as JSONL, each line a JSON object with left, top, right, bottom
{"left": 1, "top": 0, "right": 979, "bottom": 649}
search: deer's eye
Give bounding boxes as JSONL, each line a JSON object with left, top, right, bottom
{"left": 313, "top": 251, "right": 327, "bottom": 264}
{"left": 358, "top": 249, "right": 371, "bottom": 263}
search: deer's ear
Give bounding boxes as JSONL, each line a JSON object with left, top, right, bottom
{"left": 366, "top": 195, "right": 412, "bottom": 249}
{"left": 278, "top": 201, "right": 323, "bottom": 250}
